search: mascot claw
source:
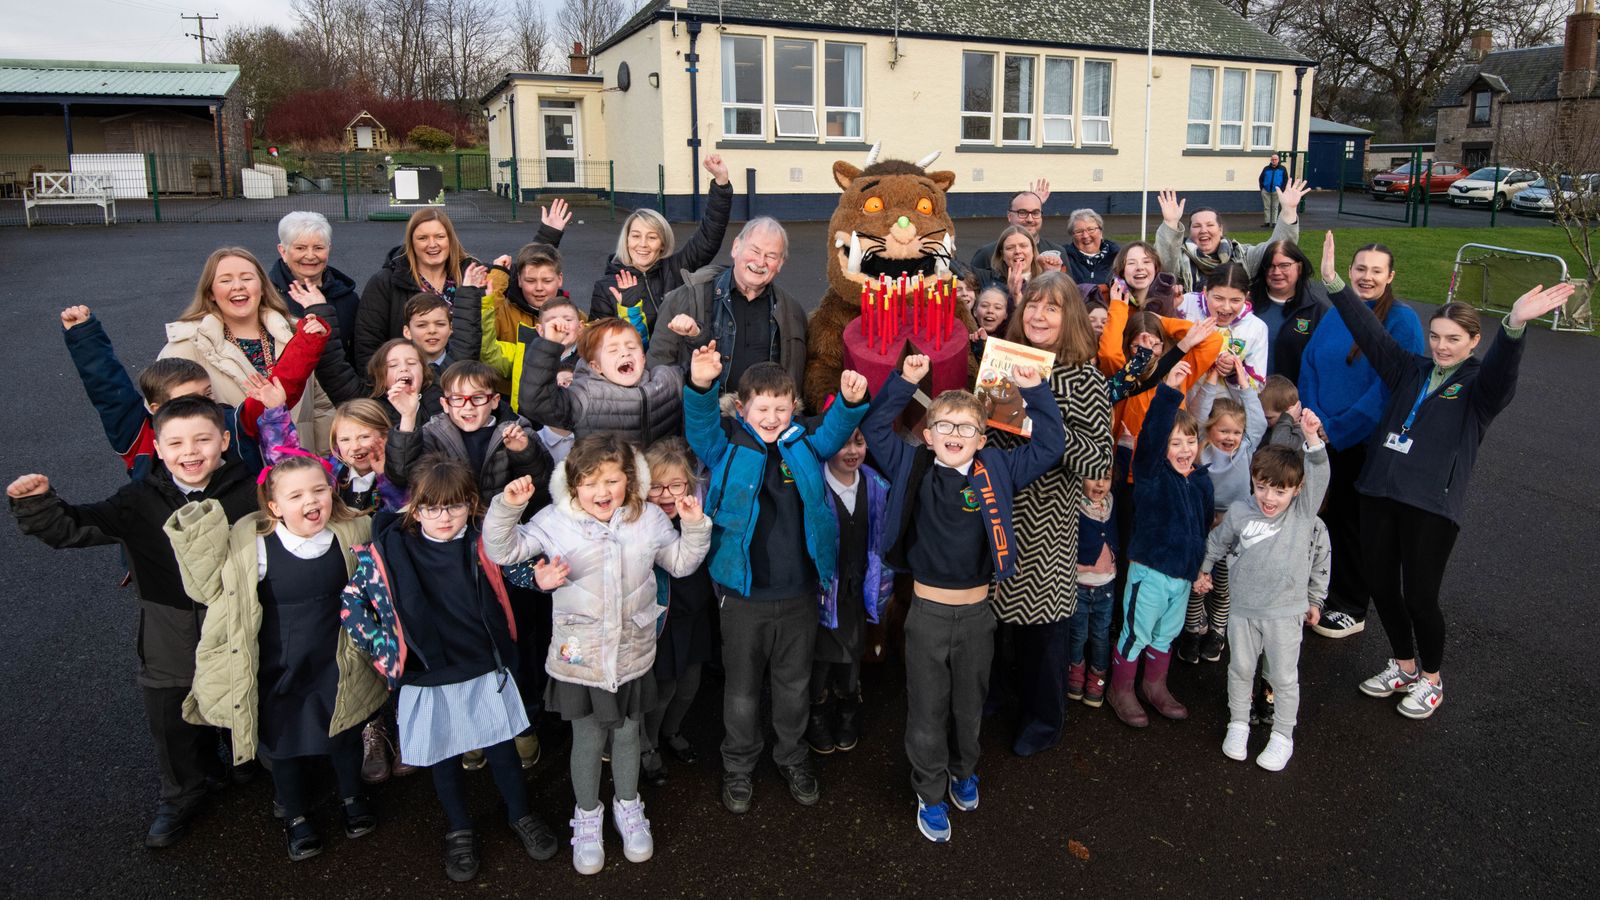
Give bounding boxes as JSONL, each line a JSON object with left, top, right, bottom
{"left": 935, "top": 234, "right": 954, "bottom": 277}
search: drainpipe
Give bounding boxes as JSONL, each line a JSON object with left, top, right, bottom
{"left": 62, "top": 103, "right": 74, "bottom": 155}
{"left": 686, "top": 18, "right": 703, "bottom": 221}
{"left": 214, "top": 99, "right": 227, "bottom": 196}
{"left": 508, "top": 91, "right": 520, "bottom": 201}
{"left": 1290, "top": 66, "right": 1308, "bottom": 180}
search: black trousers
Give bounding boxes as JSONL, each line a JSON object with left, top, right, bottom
{"left": 141, "top": 685, "right": 223, "bottom": 810}
{"left": 1002, "top": 619, "right": 1071, "bottom": 756}
{"left": 719, "top": 594, "right": 816, "bottom": 772}
{"left": 267, "top": 729, "right": 364, "bottom": 820}
{"left": 905, "top": 598, "right": 996, "bottom": 805}
{"left": 1322, "top": 443, "right": 1372, "bottom": 619}
{"left": 507, "top": 584, "right": 551, "bottom": 722}
{"left": 1359, "top": 494, "right": 1459, "bottom": 673}
{"left": 430, "top": 740, "right": 527, "bottom": 831}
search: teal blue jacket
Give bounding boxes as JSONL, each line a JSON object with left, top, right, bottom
{"left": 682, "top": 383, "right": 869, "bottom": 596}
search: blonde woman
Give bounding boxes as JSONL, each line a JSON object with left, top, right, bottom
{"left": 354, "top": 208, "right": 473, "bottom": 367}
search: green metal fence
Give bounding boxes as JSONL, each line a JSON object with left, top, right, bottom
{"left": 0, "top": 151, "right": 615, "bottom": 227}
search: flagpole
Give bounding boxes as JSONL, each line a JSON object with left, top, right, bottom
{"left": 1140, "top": 0, "right": 1155, "bottom": 240}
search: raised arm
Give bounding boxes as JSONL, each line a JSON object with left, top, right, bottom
{"left": 1135, "top": 381, "right": 1185, "bottom": 480}
{"left": 670, "top": 159, "right": 735, "bottom": 272}
{"left": 1472, "top": 283, "right": 1574, "bottom": 420}
{"left": 481, "top": 479, "right": 547, "bottom": 565}
{"left": 651, "top": 501, "right": 712, "bottom": 578}
{"left": 448, "top": 282, "right": 486, "bottom": 365}
{"left": 517, "top": 335, "right": 580, "bottom": 430}
{"left": 60, "top": 309, "right": 149, "bottom": 464}
{"left": 1002, "top": 373, "right": 1068, "bottom": 488}
{"left": 859, "top": 368, "right": 920, "bottom": 478}
{"left": 1320, "top": 231, "right": 1415, "bottom": 390}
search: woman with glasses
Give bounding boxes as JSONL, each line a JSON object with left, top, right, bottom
{"left": 986, "top": 273, "right": 1114, "bottom": 755}
{"left": 1249, "top": 239, "right": 1330, "bottom": 384}
{"left": 1062, "top": 209, "right": 1121, "bottom": 286}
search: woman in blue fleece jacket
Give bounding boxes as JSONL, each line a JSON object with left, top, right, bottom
{"left": 1298, "top": 244, "right": 1424, "bottom": 640}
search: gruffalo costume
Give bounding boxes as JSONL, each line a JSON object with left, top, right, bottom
{"left": 803, "top": 146, "right": 977, "bottom": 413}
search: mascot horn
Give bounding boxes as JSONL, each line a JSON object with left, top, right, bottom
{"left": 802, "top": 145, "right": 976, "bottom": 414}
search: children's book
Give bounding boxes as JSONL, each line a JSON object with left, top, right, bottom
{"left": 975, "top": 336, "right": 1055, "bottom": 437}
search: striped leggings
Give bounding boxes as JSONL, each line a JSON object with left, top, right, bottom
{"left": 1184, "top": 559, "right": 1230, "bottom": 633}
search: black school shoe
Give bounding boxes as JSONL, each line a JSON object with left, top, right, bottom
{"left": 510, "top": 814, "right": 558, "bottom": 861}
{"left": 285, "top": 816, "right": 324, "bottom": 862}
{"left": 664, "top": 734, "right": 698, "bottom": 765}
{"left": 721, "top": 772, "right": 753, "bottom": 814}
{"left": 835, "top": 693, "right": 862, "bottom": 752}
{"left": 1199, "top": 630, "right": 1226, "bottom": 663}
{"left": 1176, "top": 630, "right": 1203, "bottom": 664}
{"left": 641, "top": 749, "right": 668, "bottom": 787}
{"left": 342, "top": 796, "right": 377, "bottom": 839}
{"left": 443, "top": 830, "right": 479, "bottom": 882}
{"left": 780, "top": 763, "right": 821, "bottom": 806}
{"left": 144, "top": 800, "right": 202, "bottom": 849}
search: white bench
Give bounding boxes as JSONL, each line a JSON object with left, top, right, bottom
{"left": 24, "top": 172, "right": 116, "bottom": 226}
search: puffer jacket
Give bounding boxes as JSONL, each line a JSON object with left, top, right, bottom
{"left": 518, "top": 333, "right": 683, "bottom": 445}
{"left": 164, "top": 503, "right": 386, "bottom": 764}
{"left": 682, "top": 381, "right": 869, "bottom": 595}
{"left": 645, "top": 265, "right": 809, "bottom": 393}
{"left": 482, "top": 450, "right": 711, "bottom": 691}
{"left": 385, "top": 408, "right": 552, "bottom": 502}
{"left": 355, "top": 246, "right": 485, "bottom": 369}
{"left": 478, "top": 286, "right": 576, "bottom": 407}
{"left": 160, "top": 309, "right": 335, "bottom": 453}
{"left": 269, "top": 258, "right": 361, "bottom": 368}
{"left": 818, "top": 463, "right": 895, "bottom": 629}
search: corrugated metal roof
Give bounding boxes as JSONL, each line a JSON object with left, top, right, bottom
{"left": 1310, "top": 116, "right": 1372, "bottom": 136}
{"left": 0, "top": 58, "right": 239, "bottom": 98}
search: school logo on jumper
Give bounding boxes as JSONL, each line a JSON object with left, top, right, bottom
{"left": 1294, "top": 317, "right": 1310, "bottom": 334}
{"left": 779, "top": 460, "right": 795, "bottom": 483}
{"left": 1440, "top": 384, "right": 1462, "bottom": 399}
{"left": 960, "top": 486, "right": 980, "bottom": 511}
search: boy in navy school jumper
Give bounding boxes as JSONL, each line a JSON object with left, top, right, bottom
{"left": 58, "top": 304, "right": 329, "bottom": 479}
{"left": 1108, "top": 361, "right": 1215, "bottom": 729}
{"left": 681, "top": 340, "right": 869, "bottom": 815}
{"left": 8, "top": 397, "right": 261, "bottom": 849}
{"left": 862, "top": 354, "right": 1065, "bottom": 844}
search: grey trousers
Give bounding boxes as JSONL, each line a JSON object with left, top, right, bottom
{"left": 571, "top": 715, "right": 641, "bottom": 810}
{"left": 719, "top": 593, "right": 817, "bottom": 772}
{"left": 1261, "top": 189, "right": 1280, "bottom": 223}
{"left": 1227, "top": 613, "right": 1303, "bottom": 739}
{"left": 904, "top": 597, "right": 997, "bottom": 805}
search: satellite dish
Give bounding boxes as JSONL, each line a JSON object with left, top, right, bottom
{"left": 617, "top": 61, "right": 632, "bottom": 92}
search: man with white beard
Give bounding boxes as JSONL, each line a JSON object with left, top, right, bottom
{"left": 647, "top": 217, "right": 810, "bottom": 395}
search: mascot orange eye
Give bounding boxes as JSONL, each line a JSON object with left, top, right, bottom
{"left": 863, "top": 196, "right": 884, "bottom": 214}
{"left": 916, "top": 198, "right": 934, "bottom": 216}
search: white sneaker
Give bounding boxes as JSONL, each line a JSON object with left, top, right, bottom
{"left": 1256, "top": 733, "right": 1293, "bottom": 772}
{"left": 1222, "top": 722, "right": 1250, "bottom": 761}
{"left": 611, "top": 795, "right": 654, "bottom": 863}
{"left": 1397, "top": 677, "right": 1444, "bottom": 719}
{"left": 570, "top": 804, "right": 605, "bottom": 875}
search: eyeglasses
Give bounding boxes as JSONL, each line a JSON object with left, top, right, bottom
{"left": 930, "top": 421, "right": 981, "bottom": 438}
{"left": 1009, "top": 209, "right": 1043, "bottom": 219}
{"left": 1071, "top": 226, "right": 1103, "bottom": 237}
{"left": 444, "top": 392, "right": 495, "bottom": 408}
{"left": 415, "top": 502, "right": 468, "bottom": 519}
{"left": 648, "top": 481, "right": 691, "bottom": 498}
{"left": 1266, "top": 261, "right": 1301, "bottom": 272}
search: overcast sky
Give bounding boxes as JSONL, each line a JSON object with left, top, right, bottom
{"left": 2, "top": 0, "right": 561, "bottom": 65}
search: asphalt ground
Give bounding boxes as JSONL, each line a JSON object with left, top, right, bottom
{"left": 0, "top": 204, "right": 1595, "bottom": 898}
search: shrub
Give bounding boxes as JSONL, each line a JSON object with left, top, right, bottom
{"left": 407, "top": 125, "right": 455, "bottom": 152}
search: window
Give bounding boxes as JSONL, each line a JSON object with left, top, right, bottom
{"left": 824, "top": 42, "right": 864, "bottom": 139}
{"left": 1471, "top": 90, "right": 1491, "bottom": 125}
{"left": 1042, "top": 57, "right": 1075, "bottom": 144}
{"left": 1187, "top": 66, "right": 1215, "bottom": 147}
{"left": 1082, "top": 60, "right": 1112, "bottom": 144}
{"left": 1251, "top": 70, "right": 1277, "bottom": 148}
{"left": 1219, "top": 68, "right": 1246, "bottom": 149}
{"left": 1002, "top": 55, "right": 1035, "bottom": 143}
{"left": 962, "top": 52, "right": 995, "bottom": 142}
{"left": 773, "top": 38, "right": 817, "bottom": 138}
{"left": 721, "top": 35, "right": 765, "bottom": 139}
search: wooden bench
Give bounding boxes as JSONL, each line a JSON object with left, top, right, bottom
{"left": 24, "top": 172, "right": 117, "bottom": 226}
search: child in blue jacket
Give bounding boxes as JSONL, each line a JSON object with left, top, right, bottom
{"left": 681, "top": 340, "right": 869, "bottom": 816}
{"left": 861, "top": 354, "right": 1065, "bottom": 843}
{"left": 1108, "top": 362, "right": 1215, "bottom": 729}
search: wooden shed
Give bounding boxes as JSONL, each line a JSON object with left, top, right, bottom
{"left": 345, "top": 111, "right": 390, "bottom": 151}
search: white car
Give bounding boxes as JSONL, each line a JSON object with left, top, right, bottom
{"left": 1449, "top": 167, "right": 1537, "bottom": 211}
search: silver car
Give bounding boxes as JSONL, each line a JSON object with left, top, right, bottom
{"left": 1510, "top": 175, "right": 1600, "bottom": 216}
{"left": 1449, "top": 167, "right": 1536, "bottom": 211}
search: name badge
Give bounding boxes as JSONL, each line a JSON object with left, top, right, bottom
{"left": 1383, "top": 432, "right": 1413, "bottom": 454}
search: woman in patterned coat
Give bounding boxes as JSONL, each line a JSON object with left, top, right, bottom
{"left": 988, "top": 273, "right": 1114, "bottom": 756}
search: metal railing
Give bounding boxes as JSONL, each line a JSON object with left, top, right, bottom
{"left": 0, "top": 151, "right": 615, "bottom": 226}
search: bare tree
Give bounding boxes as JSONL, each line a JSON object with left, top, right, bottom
{"left": 1502, "top": 101, "right": 1600, "bottom": 286}
{"left": 556, "top": 0, "right": 624, "bottom": 59}
{"left": 435, "top": 0, "right": 507, "bottom": 108}
{"left": 216, "top": 24, "right": 317, "bottom": 119}
{"left": 511, "top": 0, "right": 554, "bottom": 71}
{"left": 1492, "top": 0, "right": 1570, "bottom": 49}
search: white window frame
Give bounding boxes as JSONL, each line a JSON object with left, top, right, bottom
{"left": 1251, "top": 70, "right": 1277, "bottom": 149}
{"left": 1187, "top": 65, "right": 1216, "bottom": 148}
{"left": 823, "top": 42, "right": 864, "bottom": 141}
{"left": 1470, "top": 90, "right": 1491, "bottom": 125}
{"left": 1081, "top": 59, "right": 1113, "bottom": 146}
{"left": 721, "top": 35, "right": 766, "bottom": 140}
{"left": 1042, "top": 56, "right": 1075, "bottom": 145}
{"left": 960, "top": 51, "right": 996, "bottom": 144}
{"left": 1002, "top": 54, "right": 1036, "bottom": 145}
{"left": 1218, "top": 67, "right": 1247, "bottom": 150}
{"left": 772, "top": 37, "right": 817, "bottom": 139}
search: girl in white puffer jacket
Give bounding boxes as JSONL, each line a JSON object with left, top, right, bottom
{"left": 483, "top": 433, "right": 710, "bottom": 876}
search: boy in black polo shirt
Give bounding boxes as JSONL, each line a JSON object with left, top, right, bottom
{"left": 861, "top": 354, "right": 1065, "bottom": 843}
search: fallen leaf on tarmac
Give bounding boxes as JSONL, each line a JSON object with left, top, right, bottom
{"left": 1068, "top": 839, "right": 1091, "bottom": 861}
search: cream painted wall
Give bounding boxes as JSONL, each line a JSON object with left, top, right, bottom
{"left": 591, "top": 25, "right": 668, "bottom": 195}
{"left": 0, "top": 115, "right": 109, "bottom": 157}
{"left": 484, "top": 79, "right": 608, "bottom": 191}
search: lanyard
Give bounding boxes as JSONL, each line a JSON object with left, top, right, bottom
{"left": 1400, "top": 373, "right": 1448, "bottom": 434}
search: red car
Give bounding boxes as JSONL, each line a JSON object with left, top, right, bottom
{"left": 1369, "top": 161, "right": 1468, "bottom": 201}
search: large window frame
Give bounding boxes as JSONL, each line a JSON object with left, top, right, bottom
{"left": 959, "top": 52, "right": 1112, "bottom": 148}
{"left": 1251, "top": 70, "right": 1278, "bottom": 148}
{"left": 1470, "top": 90, "right": 1492, "bottom": 125}
{"left": 1002, "top": 54, "right": 1036, "bottom": 144}
{"left": 1042, "top": 56, "right": 1075, "bottom": 145}
{"left": 1187, "top": 66, "right": 1216, "bottom": 148}
{"left": 1081, "top": 59, "right": 1113, "bottom": 145}
{"left": 1218, "top": 67, "right": 1247, "bottom": 150}
{"left": 961, "top": 51, "right": 997, "bottom": 144}
{"left": 823, "top": 41, "right": 864, "bottom": 140}
{"left": 721, "top": 35, "right": 765, "bottom": 140}
{"left": 772, "top": 38, "right": 818, "bottom": 139}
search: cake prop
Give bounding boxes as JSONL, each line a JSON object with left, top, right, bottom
{"left": 842, "top": 273, "right": 969, "bottom": 399}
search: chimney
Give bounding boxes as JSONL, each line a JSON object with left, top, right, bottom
{"left": 1469, "top": 28, "right": 1493, "bottom": 62}
{"left": 569, "top": 41, "right": 590, "bottom": 75}
{"left": 1562, "top": 0, "right": 1600, "bottom": 96}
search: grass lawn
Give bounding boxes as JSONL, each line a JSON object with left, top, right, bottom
{"left": 1110, "top": 226, "right": 1594, "bottom": 320}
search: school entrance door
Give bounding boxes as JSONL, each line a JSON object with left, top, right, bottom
{"left": 540, "top": 104, "right": 580, "bottom": 187}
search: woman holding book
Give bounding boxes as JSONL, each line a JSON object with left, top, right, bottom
{"left": 985, "top": 273, "right": 1114, "bottom": 755}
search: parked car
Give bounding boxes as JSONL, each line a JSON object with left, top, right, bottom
{"left": 1510, "top": 174, "right": 1600, "bottom": 216}
{"left": 1369, "top": 161, "right": 1468, "bottom": 201}
{"left": 1449, "top": 167, "right": 1537, "bottom": 210}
